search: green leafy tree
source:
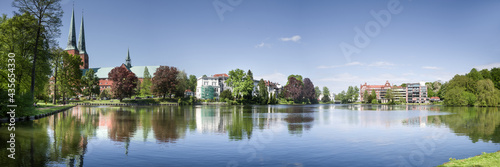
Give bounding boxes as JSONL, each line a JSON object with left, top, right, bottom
{"left": 99, "top": 88, "right": 110, "bottom": 99}
{"left": 49, "top": 48, "right": 64, "bottom": 104}
{"left": 220, "top": 89, "right": 233, "bottom": 101}
{"left": 444, "top": 87, "right": 467, "bottom": 106}
{"left": 321, "top": 86, "right": 331, "bottom": 103}
{"left": 140, "top": 67, "right": 152, "bottom": 96}
{"left": 256, "top": 79, "right": 269, "bottom": 104}
{"left": 0, "top": 14, "right": 52, "bottom": 103}
{"left": 175, "top": 70, "right": 188, "bottom": 98}
{"left": 346, "top": 86, "right": 354, "bottom": 103}
{"left": 401, "top": 83, "right": 407, "bottom": 88}
{"left": 491, "top": 68, "right": 500, "bottom": 90}
{"left": 314, "top": 86, "right": 321, "bottom": 100}
{"left": 226, "top": 69, "right": 253, "bottom": 100}
{"left": 363, "top": 90, "right": 369, "bottom": 103}
{"left": 466, "top": 68, "right": 483, "bottom": 81}
{"left": 188, "top": 75, "right": 197, "bottom": 91}
{"left": 81, "top": 69, "right": 100, "bottom": 99}
{"left": 58, "top": 52, "right": 82, "bottom": 102}
{"left": 245, "top": 70, "right": 254, "bottom": 101}
{"left": 13, "top": 0, "right": 63, "bottom": 99}
{"left": 385, "top": 89, "right": 394, "bottom": 103}
{"left": 476, "top": 79, "right": 500, "bottom": 107}
{"left": 370, "top": 90, "right": 377, "bottom": 102}
{"left": 353, "top": 86, "right": 359, "bottom": 102}
{"left": 338, "top": 90, "right": 348, "bottom": 104}
{"left": 480, "top": 69, "right": 491, "bottom": 80}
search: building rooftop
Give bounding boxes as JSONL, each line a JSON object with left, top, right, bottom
{"left": 82, "top": 65, "right": 160, "bottom": 79}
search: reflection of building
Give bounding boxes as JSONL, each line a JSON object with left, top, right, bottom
{"left": 195, "top": 107, "right": 230, "bottom": 133}
{"left": 359, "top": 81, "right": 428, "bottom": 103}
{"left": 402, "top": 116, "right": 429, "bottom": 128}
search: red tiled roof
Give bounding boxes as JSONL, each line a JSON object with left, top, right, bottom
{"left": 430, "top": 97, "right": 440, "bottom": 100}
{"left": 213, "top": 73, "right": 229, "bottom": 77}
{"left": 185, "top": 89, "right": 193, "bottom": 92}
{"left": 366, "top": 85, "right": 385, "bottom": 89}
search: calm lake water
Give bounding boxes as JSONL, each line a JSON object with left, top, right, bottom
{"left": 1, "top": 104, "right": 500, "bottom": 167}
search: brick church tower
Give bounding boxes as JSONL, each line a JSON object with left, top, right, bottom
{"left": 64, "top": 7, "right": 89, "bottom": 69}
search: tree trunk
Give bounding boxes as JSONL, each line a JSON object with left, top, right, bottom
{"left": 31, "top": 21, "right": 42, "bottom": 101}
{"left": 53, "top": 61, "right": 58, "bottom": 105}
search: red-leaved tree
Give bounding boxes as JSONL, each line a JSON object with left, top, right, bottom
{"left": 152, "top": 66, "right": 179, "bottom": 99}
{"left": 302, "top": 78, "right": 317, "bottom": 103}
{"left": 108, "top": 66, "right": 138, "bottom": 102}
{"left": 284, "top": 77, "right": 303, "bottom": 102}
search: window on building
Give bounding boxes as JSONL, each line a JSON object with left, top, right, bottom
{"left": 204, "top": 82, "right": 208, "bottom": 85}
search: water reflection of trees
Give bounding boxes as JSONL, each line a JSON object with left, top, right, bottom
{"left": 428, "top": 107, "right": 500, "bottom": 143}
{"left": 151, "top": 107, "right": 187, "bottom": 143}
{"left": 227, "top": 106, "right": 253, "bottom": 140}
{"left": 281, "top": 107, "right": 314, "bottom": 135}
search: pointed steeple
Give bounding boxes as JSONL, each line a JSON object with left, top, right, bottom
{"left": 78, "top": 11, "right": 86, "bottom": 54}
{"left": 126, "top": 48, "right": 131, "bottom": 68}
{"left": 65, "top": 7, "right": 78, "bottom": 51}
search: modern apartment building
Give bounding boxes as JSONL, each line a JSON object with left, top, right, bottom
{"left": 406, "top": 82, "right": 428, "bottom": 103}
{"left": 360, "top": 81, "right": 428, "bottom": 103}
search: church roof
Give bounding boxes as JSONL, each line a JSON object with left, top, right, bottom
{"left": 65, "top": 7, "right": 78, "bottom": 51}
{"left": 82, "top": 65, "right": 160, "bottom": 79}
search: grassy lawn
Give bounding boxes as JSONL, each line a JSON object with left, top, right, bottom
{"left": 438, "top": 151, "right": 500, "bottom": 167}
{"left": 35, "top": 105, "right": 75, "bottom": 115}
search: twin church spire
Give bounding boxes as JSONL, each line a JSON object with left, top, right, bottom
{"left": 65, "top": 7, "right": 130, "bottom": 69}
{"left": 78, "top": 13, "right": 86, "bottom": 54}
{"left": 66, "top": 7, "right": 86, "bottom": 54}
{"left": 65, "top": 7, "right": 78, "bottom": 51}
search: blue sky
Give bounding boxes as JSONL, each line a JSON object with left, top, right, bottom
{"left": 1, "top": 0, "right": 500, "bottom": 93}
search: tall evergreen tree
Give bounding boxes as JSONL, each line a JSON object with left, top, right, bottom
{"left": 140, "top": 67, "right": 152, "bottom": 96}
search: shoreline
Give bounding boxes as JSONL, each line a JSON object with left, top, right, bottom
{"left": 438, "top": 151, "right": 500, "bottom": 166}
{"left": 0, "top": 105, "right": 75, "bottom": 123}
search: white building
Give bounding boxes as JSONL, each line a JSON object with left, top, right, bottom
{"left": 195, "top": 74, "right": 231, "bottom": 100}
{"left": 196, "top": 73, "right": 283, "bottom": 100}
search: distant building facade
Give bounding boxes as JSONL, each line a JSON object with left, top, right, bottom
{"left": 196, "top": 74, "right": 231, "bottom": 99}
{"left": 406, "top": 82, "right": 428, "bottom": 103}
{"left": 360, "top": 81, "right": 428, "bottom": 103}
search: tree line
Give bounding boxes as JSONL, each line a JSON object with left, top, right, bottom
{"left": 440, "top": 68, "right": 500, "bottom": 107}
{"left": 1, "top": 0, "right": 64, "bottom": 115}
